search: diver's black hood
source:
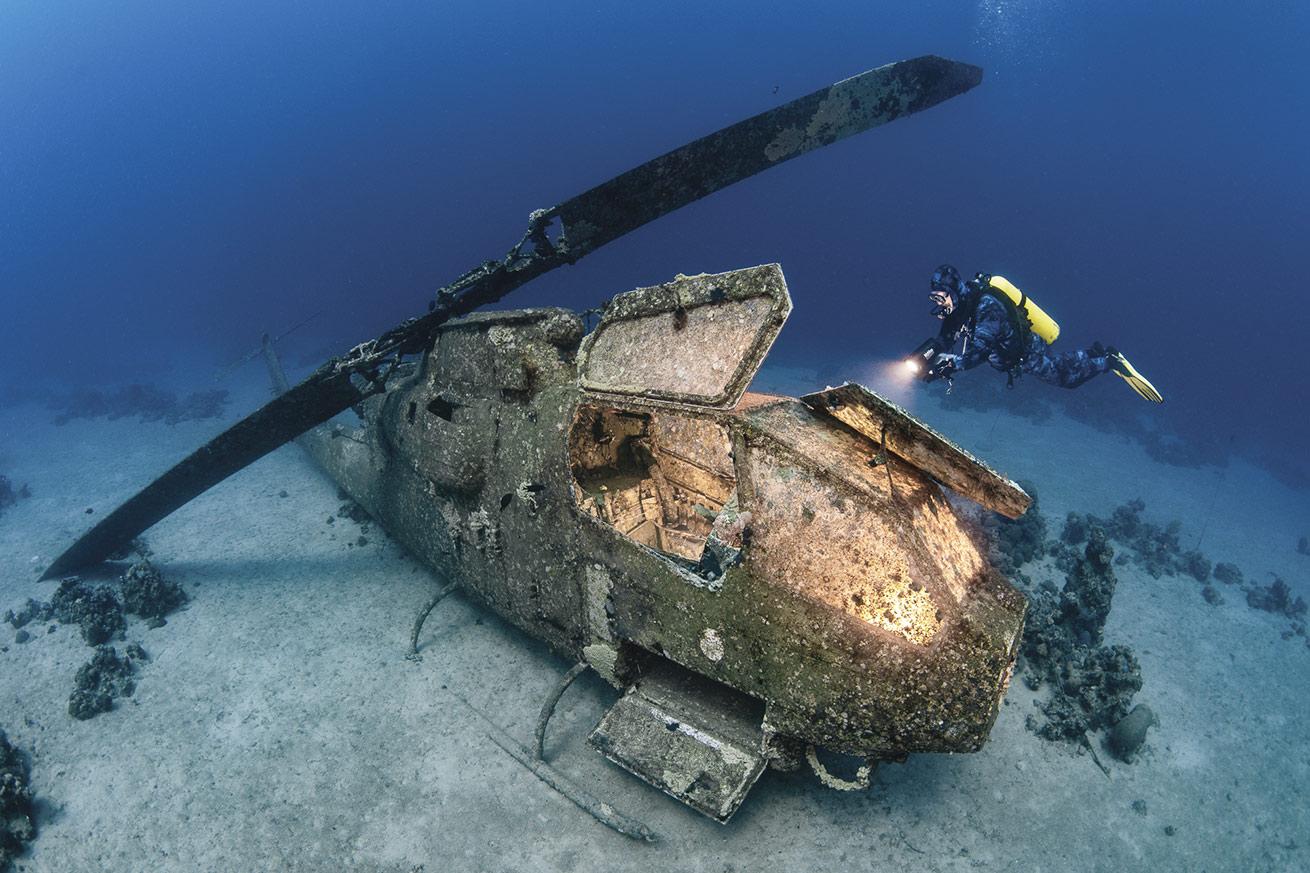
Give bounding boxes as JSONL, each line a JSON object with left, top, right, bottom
{"left": 937, "top": 285, "right": 981, "bottom": 341}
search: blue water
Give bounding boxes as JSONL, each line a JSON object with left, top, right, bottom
{"left": 3, "top": 6, "right": 1310, "bottom": 869}
{"left": 2, "top": 0, "right": 1307, "bottom": 479}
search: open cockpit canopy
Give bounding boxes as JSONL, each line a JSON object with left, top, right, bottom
{"left": 577, "top": 264, "right": 790, "bottom": 410}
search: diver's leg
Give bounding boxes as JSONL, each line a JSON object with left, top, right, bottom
{"left": 1023, "top": 346, "right": 1111, "bottom": 389}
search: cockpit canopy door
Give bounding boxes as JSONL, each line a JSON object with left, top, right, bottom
{"left": 802, "top": 382, "right": 1031, "bottom": 519}
{"left": 577, "top": 264, "right": 791, "bottom": 409}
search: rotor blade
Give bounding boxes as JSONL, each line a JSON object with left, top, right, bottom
{"left": 41, "top": 246, "right": 562, "bottom": 580}
{"left": 41, "top": 371, "right": 367, "bottom": 579}
{"left": 552, "top": 55, "right": 982, "bottom": 258}
{"left": 42, "top": 54, "right": 983, "bottom": 578}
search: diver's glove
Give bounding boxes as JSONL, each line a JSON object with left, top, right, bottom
{"left": 926, "top": 353, "right": 961, "bottom": 382}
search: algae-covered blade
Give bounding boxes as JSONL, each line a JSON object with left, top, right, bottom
{"left": 41, "top": 372, "right": 368, "bottom": 580}
{"left": 552, "top": 55, "right": 983, "bottom": 258}
{"left": 42, "top": 55, "right": 984, "bottom": 578}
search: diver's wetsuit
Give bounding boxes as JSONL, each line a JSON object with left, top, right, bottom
{"left": 951, "top": 286, "right": 1110, "bottom": 389}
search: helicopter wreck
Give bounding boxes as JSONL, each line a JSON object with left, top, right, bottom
{"left": 39, "top": 55, "right": 1024, "bottom": 830}
{"left": 282, "top": 264, "right": 1029, "bottom": 823}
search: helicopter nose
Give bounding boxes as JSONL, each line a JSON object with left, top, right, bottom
{"left": 725, "top": 395, "right": 1025, "bottom": 756}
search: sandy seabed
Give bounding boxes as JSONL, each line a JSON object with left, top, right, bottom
{"left": 1, "top": 369, "right": 1307, "bottom": 873}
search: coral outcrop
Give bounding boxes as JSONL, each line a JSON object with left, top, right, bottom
{"left": 68, "top": 644, "right": 148, "bottom": 720}
{"left": 0, "top": 731, "right": 35, "bottom": 871}
{"left": 121, "top": 560, "right": 188, "bottom": 625}
{"left": 1019, "top": 530, "right": 1146, "bottom": 750}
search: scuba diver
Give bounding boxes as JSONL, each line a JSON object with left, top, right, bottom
{"left": 907, "top": 265, "right": 1163, "bottom": 403}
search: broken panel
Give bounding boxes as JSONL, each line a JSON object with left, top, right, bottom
{"left": 589, "top": 657, "right": 767, "bottom": 823}
{"left": 577, "top": 265, "right": 790, "bottom": 409}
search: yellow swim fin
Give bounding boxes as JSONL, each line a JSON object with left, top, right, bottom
{"left": 1108, "top": 351, "right": 1163, "bottom": 403}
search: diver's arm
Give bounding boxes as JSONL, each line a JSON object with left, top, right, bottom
{"left": 956, "top": 301, "right": 1008, "bottom": 370}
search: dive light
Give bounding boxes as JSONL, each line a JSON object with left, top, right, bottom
{"left": 906, "top": 337, "right": 948, "bottom": 382}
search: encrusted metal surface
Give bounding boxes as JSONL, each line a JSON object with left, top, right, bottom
{"left": 589, "top": 659, "right": 767, "bottom": 823}
{"left": 578, "top": 265, "right": 790, "bottom": 409}
{"left": 273, "top": 264, "right": 1027, "bottom": 813}
{"left": 38, "top": 52, "right": 1018, "bottom": 825}
{"left": 803, "top": 382, "right": 1031, "bottom": 519}
{"left": 744, "top": 400, "right": 986, "bottom": 603}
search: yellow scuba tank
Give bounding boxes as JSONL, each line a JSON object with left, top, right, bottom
{"left": 987, "top": 275, "right": 1059, "bottom": 345}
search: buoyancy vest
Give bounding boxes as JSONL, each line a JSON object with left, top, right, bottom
{"left": 944, "top": 274, "right": 1061, "bottom": 383}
